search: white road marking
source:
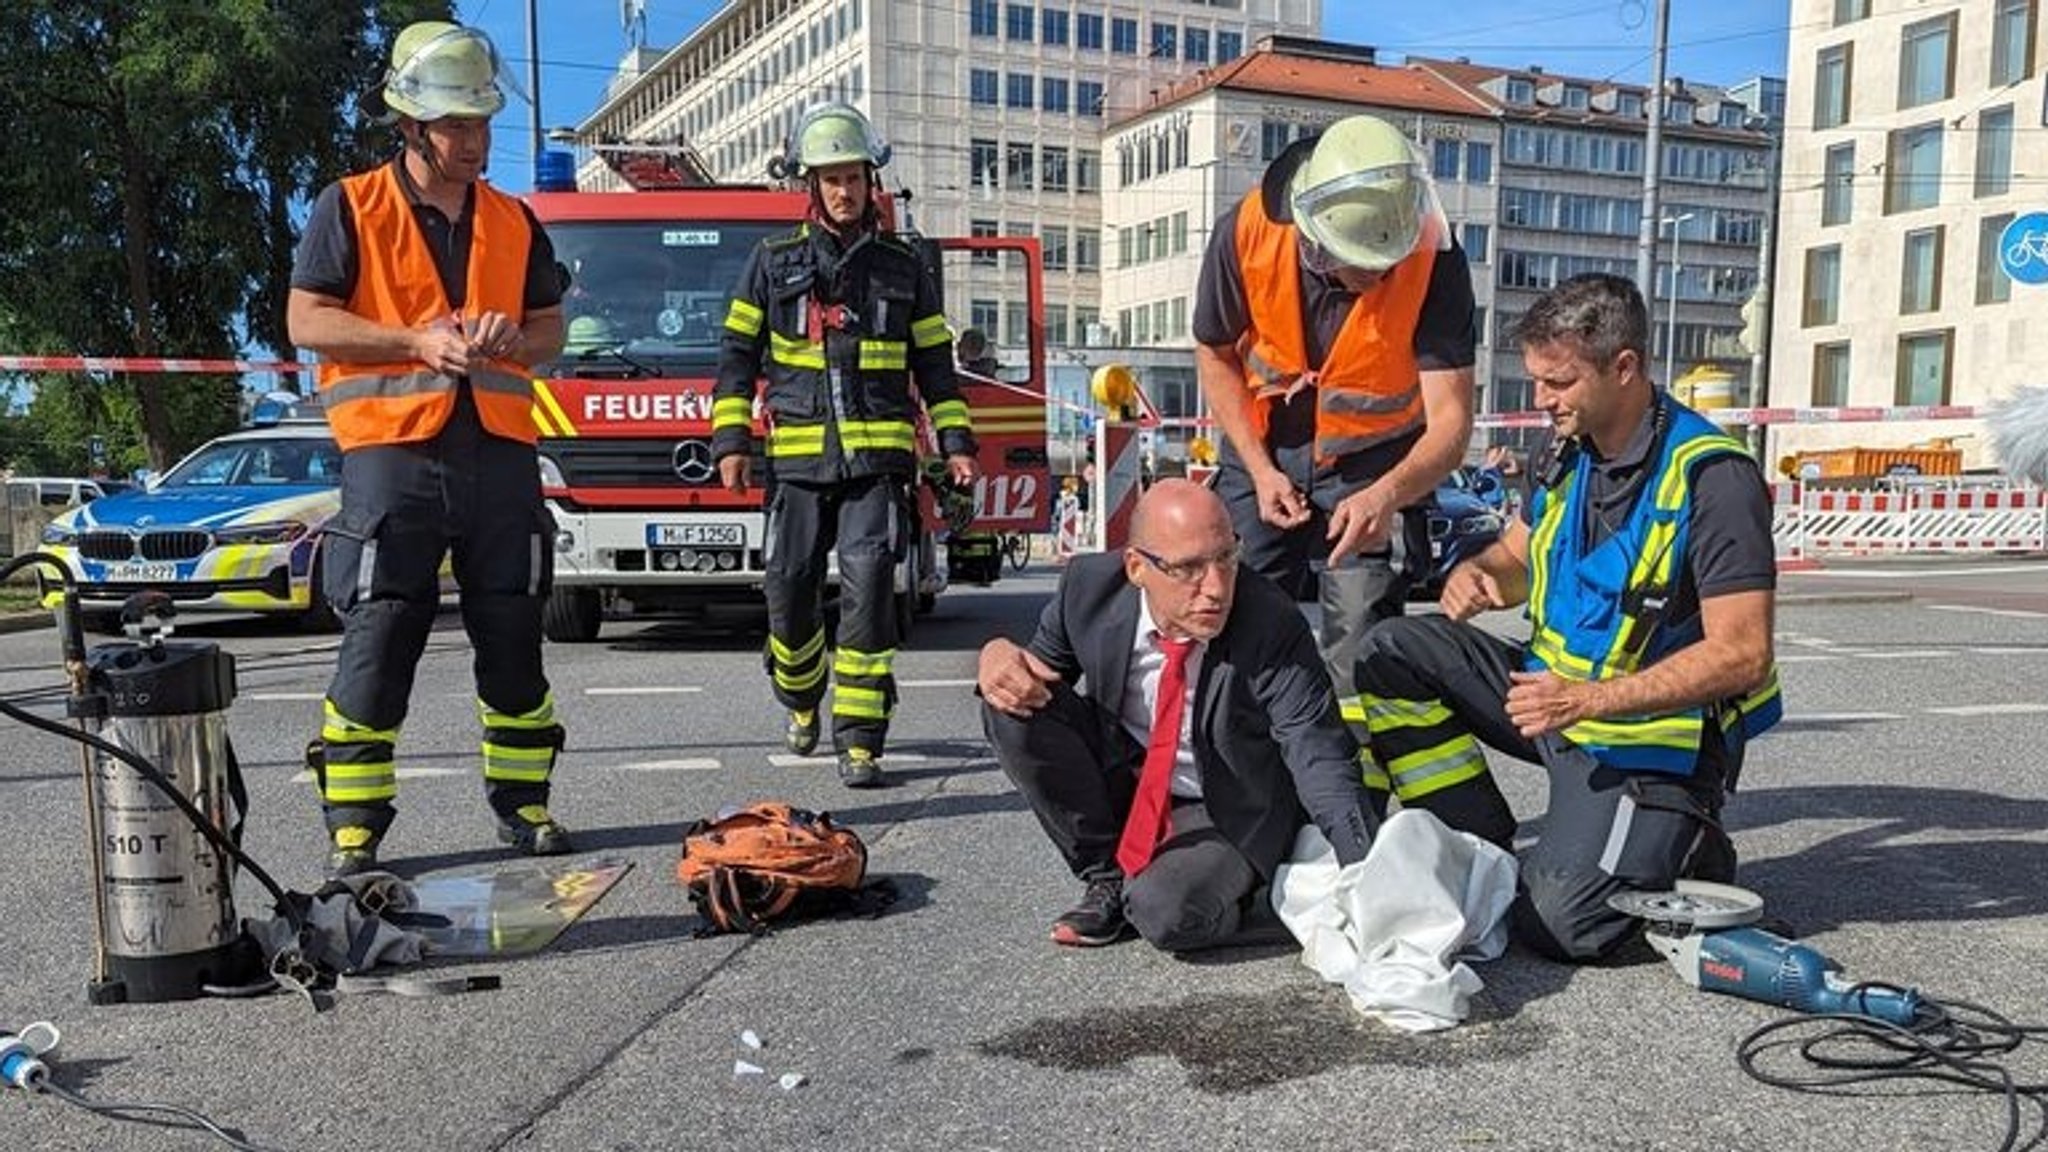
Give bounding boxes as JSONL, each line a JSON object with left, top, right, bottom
{"left": 1856, "top": 650, "right": 1955, "bottom": 660}
{"left": 245, "top": 692, "right": 325, "bottom": 702}
{"left": 1924, "top": 703, "right": 2048, "bottom": 717}
{"left": 1926, "top": 604, "right": 2048, "bottom": 619}
{"left": 615, "top": 757, "right": 724, "bottom": 771}
{"left": 1966, "top": 646, "right": 2048, "bottom": 655}
{"left": 768, "top": 752, "right": 930, "bottom": 769}
{"left": 1772, "top": 654, "right": 1839, "bottom": 663}
{"left": 1785, "top": 711, "right": 1904, "bottom": 723}
{"left": 290, "top": 767, "right": 465, "bottom": 785}
{"left": 896, "top": 679, "right": 977, "bottom": 689}
{"left": 584, "top": 685, "right": 704, "bottom": 696}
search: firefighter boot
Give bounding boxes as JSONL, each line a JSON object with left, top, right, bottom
{"left": 786, "top": 709, "right": 821, "bottom": 756}
{"left": 838, "top": 747, "right": 884, "bottom": 789}
{"left": 496, "top": 803, "right": 574, "bottom": 856}
{"left": 481, "top": 713, "right": 573, "bottom": 856}
{"left": 310, "top": 739, "right": 394, "bottom": 878}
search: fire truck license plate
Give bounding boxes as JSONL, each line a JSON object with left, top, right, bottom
{"left": 104, "top": 562, "right": 177, "bottom": 582}
{"left": 646, "top": 523, "right": 744, "bottom": 547}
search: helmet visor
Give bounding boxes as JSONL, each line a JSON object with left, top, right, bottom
{"left": 1292, "top": 162, "right": 1434, "bottom": 273}
{"left": 383, "top": 27, "right": 516, "bottom": 121}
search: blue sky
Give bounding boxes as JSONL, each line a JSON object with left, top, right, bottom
{"left": 458, "top": 0, "right": 1795, "bottom": 190}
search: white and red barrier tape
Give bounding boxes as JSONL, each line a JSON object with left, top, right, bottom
{"left": 0, "top": 356, "right": 306, "bottom": 374}
{"left": 1477, "top": 404, "right": 1981, "bottom": 429}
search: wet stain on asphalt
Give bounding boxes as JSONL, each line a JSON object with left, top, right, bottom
{"left": 976, "top": 985, "right": 1545, "bottom": 1093}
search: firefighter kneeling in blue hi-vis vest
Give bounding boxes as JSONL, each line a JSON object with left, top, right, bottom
{"left": 1352, "top": 273, "right": 1783, "bottom": 963}
{"left": 712, "top": 102, "right": 979, "bottom": 789}
{"left": 288, "top": 21, "right": 572, "bottom": 878}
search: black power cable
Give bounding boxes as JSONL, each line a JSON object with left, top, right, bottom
{"left": 31, "top": 1080, "right": 288, "bottom": 1152}
{"left": 1737, "top": 992, "right": 2048, "bottom": 1151}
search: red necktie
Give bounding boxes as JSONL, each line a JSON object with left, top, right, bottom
{"left": 1117, "top": 635, "right": 1195, "bottom": 878}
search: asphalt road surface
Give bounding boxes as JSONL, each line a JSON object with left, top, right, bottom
{"left": 1, "top": 554, "right": 2045, "bottom": 1151}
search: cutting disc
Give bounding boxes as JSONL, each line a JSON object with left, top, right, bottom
{"left": 1607, "top": 879, "right": 1765, "bottom": 930}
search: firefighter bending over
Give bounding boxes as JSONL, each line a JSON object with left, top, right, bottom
{"left": 712, "top": 103, "right": 979, "bottom": 788}
{"left": 288, "top": 22, "right": 572, "bottom": 876}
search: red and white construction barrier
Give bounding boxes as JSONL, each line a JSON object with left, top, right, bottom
{"left": 1093, "top": 421, "right": 1144, "bottom": 552}
{"left": 1774, "top": 481, "right": 2047, "bottom": 561}
{"left": 1053, "top": 492, "right": 1085, "bottom": 564}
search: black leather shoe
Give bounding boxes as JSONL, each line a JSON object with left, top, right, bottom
{"left": 1051, "top": 878, "right": 1128, "bottom": 947}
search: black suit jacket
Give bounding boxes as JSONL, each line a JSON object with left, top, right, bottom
{"left": 1026, "top": 552, "right": 1375, "bottom": 876}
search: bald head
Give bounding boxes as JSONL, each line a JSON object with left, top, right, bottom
{"left": 1130, "top": 479, "right": 1231, "bottom": 550}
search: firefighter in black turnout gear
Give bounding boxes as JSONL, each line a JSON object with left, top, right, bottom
{"left": 713, "top": 103, "right": 979, "bottom": 788}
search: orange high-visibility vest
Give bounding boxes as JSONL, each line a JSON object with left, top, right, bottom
{"left": 317, "top": 165, "right": 537, "bottom": 450}
{"left": 1234, "top": 188, "right": 1436, "bottom": 464}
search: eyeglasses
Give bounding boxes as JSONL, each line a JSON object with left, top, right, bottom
{"left": 1132, "top": 541, "right": 1242, "bottom": 586}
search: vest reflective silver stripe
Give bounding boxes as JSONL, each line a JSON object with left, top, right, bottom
{"left": 1315, "top": 411, "right": 1428, "bottom": 460}
{"left": 323, "top": 364, "right": 532, "bottom": 405}
{"left": 1320, "top": 386, "right": 1420, "bottom": 415}
{"left": 857, "top": 339, "right": 908, "bottom": 370}
{"left": 768, "top": 425, "right": 827, "bottom": 457}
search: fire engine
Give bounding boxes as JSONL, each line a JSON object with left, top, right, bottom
{"left": 523, "top": 145, "right": 1051, "bottom": 642}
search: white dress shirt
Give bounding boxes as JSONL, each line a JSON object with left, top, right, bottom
{"left": 1119, "top": 594, "right": 1207, "bottom": 799}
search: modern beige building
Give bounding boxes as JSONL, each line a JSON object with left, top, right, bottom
{"left": 568, "top": 0, "right": 1320, "bottom": 361}
{"left": 1772, "top": 0, "right": 2043, "bottom": 472}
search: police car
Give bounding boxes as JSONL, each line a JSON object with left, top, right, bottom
{"left": 39, "top": 421, "right": 345, "bottom": 631}
{"left": 1411, "top": 466, "right": 1509, "bottom": 601}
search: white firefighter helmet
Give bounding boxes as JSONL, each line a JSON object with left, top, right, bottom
{"left": 367, "top": 22, "right": 509, "bottom": 123}
{"left": 785, "top": 102, "right": 891, "bottom": 176}
{"left": 1288, "top": 115, "right": 1447, "bottom": 274}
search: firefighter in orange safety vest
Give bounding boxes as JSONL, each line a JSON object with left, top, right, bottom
{"left": 287, "top": 21, "right": 572, "bottom": 877}
{"left": 1192, "top": 113, "right": 1479, "bottom": 817}
{"left": 712, "top": 103, "right": 978, "bottom": 789}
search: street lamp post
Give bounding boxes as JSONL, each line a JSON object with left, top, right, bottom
{"left": 1660, "top": 212, "right": 1695, "bottom": 388}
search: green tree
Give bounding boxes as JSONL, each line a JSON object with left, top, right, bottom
{"left": 0, "top": 0, "right": 453, "bottom": 470}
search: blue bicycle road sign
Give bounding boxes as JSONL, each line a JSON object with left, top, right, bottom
{"left": 1999, "top": 211, "right": 2048, "bottom": 286}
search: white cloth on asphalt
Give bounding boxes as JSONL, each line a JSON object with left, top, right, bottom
{"left": 1273, "top": 808, "right": 1518, "bottom": 1033}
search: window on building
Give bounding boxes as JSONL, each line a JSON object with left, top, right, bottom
{"left": 971, "top": 0, "right": 998, "bottom": 36}
{"left": 1432, "top": 138, "right": 1460, "bottom": 180}
{"left": 1006, "top": 72, "right": 1034, "bottom": 109}
{"left": 1812, "top": 343, "right": 1852, "bottom": 406}
{"left": 970, "top": 137, "right": 1000, "bottom": 193}
{"left": 1111, "top": 16, "right": 1138, "bottom": 54}
{"left": 1185, "top": 26, "right": 1209, "bottom": 63}
{"left": 1898, "top": 14, "right": 1955, "bottom": 109}
{"left": 1259, "top": 120, "right": 1292, "bottom": 162}
{"left": 1042, "top": 7, "right": 1068, "bottom": 46}
{"left": 1006, "top": 300, "right": 1029, "bottom": 346}
{"left": 1666, "top": 99, "right": 1694, "bottom": 123}
{"left": 1979, "top": 213, "right": 2016, "bottom": 304}
{"left": 1461, "top": 222, "right": 1491, "bottom": 264}
{"left": 1006, "top": 3, "right": 1034, "bottom": 41}
{"left": 1170, "top": 296, "right": 1187, "bottom": 342}
{"left": 1042, "top": 76, "right": 1070, "bottom": 113}
{"left": 1505, "top": 77, "right": 1534, "bottom": 104}
{"left": 1617, "top": 92, "right": 1643, "bottom": 118}
{"left": 971, "top": 219, "right": 1000, "bottom": 267}
{"left": 1172, "top": 211, "right": 1189, "bottom": 254}
{"left": 1814, "top": 43, "right": 1851, "bottom": 129}
{"left": 1076, "top": 80, "right": 1104, "bottom": 118}
{"left": 1465, "top": 141, "right": 1493, "bottom": 184}
{"left": 1564, "top": 85, "right": 1589, "bottom": 110}
{"left": 1150, "top": 22, "right": 1176, "bottom": 58}
{"left": 1896, "top": 330, "right": 1952, "bottom": 405}
{"left": 1833, "top": 0, "right": 1868, "bottom": 23}
{"left": 1992, "top": 0, "right": 2036, "bottom": 85}
{"left": 1041, "top": 144, "right": 1070, "bottom": 191}
{"left": 1074, "top": 305, "right": 1101, "bottom": 341}
{"left": 1976, "top": 105, "right": 2014, "bottom": 198}
{"left": 1006, "top": 142, "right": 1035, "bottom": 190}
{"left": 1217, "top": 29, "right": 1243, "bottom": 61}
{"left": 1822, "top": 142, "right": 1855, "bottom": 225}
{"left": 1117, "top": 225, "right": 1133, "bottom": 268}
{"left": 1075, "top": 229, "right": 1101, "bottom": 270}
{"left": 1150, "top": 300, "right": 1168, "bottom": 343}
{"left": 1132, "top": 305, "right": 1150, "bottom": 344}
{"left": 972, "top": 298, "right": 999, "bottom": 331}
{"left": 1900, "top": 227, "right": 1943, "bottom": 314}
{"left": 1077, "top": 11, "right": 1104, "bottom": 50}
{"left": 1149, "top": 218, "right": 1168, "bottom": 261}
{"left": 1045, "top": 304, "right": 1069, "bottom": 347}
{"left": 1043, "top": 226, "right": 1069, "bottom": 271}
{"left": 1473, "top": 306, "right": 1488, "bottom": 347}
{"left": 1077, "top": 148, "right": 1101, "bottom": 192}
{"left": 1803, "top": 245, "right": 1841, "bottom": 326}
{"left": 1885, "top": 122, "right": 1943, "bottom": 214}
{"left": 970, "top": 68, "right": 999, "bottom": 106}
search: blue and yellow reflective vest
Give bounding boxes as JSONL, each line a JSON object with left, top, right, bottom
{"left": 1524, "top": 395, "right": 1782, "bottom": 775}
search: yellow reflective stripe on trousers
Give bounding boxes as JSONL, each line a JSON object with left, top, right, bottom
{"left": 832, "top": 685, "right": 890, "bottom": 719}
{"left": 771, "top": 629, "right": 827, "bottom": 666}
{"left": 926, "top": 398, "right": 972, "bottom": 433}
{"left": 770, "top": 332, "right": 826, "bottom": 370}
{"left": 857, "top": 340, "right": 908, "bottom": 370}
{"left": 832, "top": 648, "right": 896, "bottom": 677}
{"left": 769, "top": 424, "right": 826, "bottom": 456}
{"left": 1364, "top": 695, "right": 1456, "bottom": 730}
{"left": 1360, "top": 749, "right": 1392, "bottom": 791}
{"left": 322, "top": 699, "right": 398, "bottom": 744}
{"left": 725, "top": 298, "right": 764, "bottom": 338}
{"left": 713, "top": 395, "right": 754, "bottom": 432}
{"left": 478, "top": 694, "right": 556, "bottom": 728}
{"left": 481, "top": 743, "right": 557, "bottom": 783}
{"left": 1382, "top": 733, "right": 1488, "bottom": 800}
{"left": 775, "top": 658, "right": 828, "bottom": 693}
{"left": 910, "top": 313, "right": 951, "bottom": 349}
{"left": 321, "top": 762, "right": 397, "bottom": 803}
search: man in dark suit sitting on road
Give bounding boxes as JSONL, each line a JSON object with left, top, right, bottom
{"left": 978, "top": 479, "right": 1378, "bottom": 952}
